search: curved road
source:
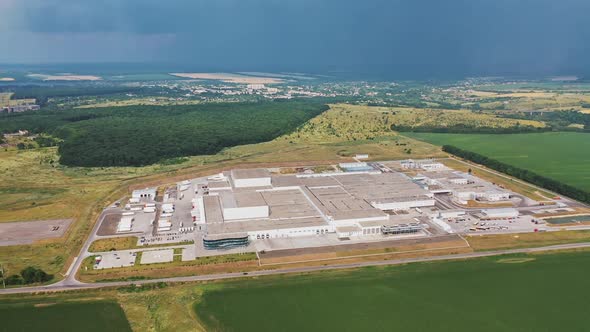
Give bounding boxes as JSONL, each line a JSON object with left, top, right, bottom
{"left": 2, "top": 241, "right": 590, "bottom": 295}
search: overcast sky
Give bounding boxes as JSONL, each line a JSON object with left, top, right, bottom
{"left": 1, "top": 0, "right": 589, "bottom": 77}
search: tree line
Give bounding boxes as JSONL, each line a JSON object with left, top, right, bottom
{"left": 392, "top": 124, "right": 549, "bottom": 134}
{"left": 503, "top": 110, "right": 590, "bottom": 132}
{"left": 442, "top": 145, "right": 590, "bottom": 204}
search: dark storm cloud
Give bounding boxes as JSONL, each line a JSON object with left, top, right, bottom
{"left": 1, "top": 0, "right": 590, "bottom": 77}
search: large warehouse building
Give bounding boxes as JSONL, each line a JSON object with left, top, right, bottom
{"left": 198, "top": 168, "right": 433, "bottom": 249}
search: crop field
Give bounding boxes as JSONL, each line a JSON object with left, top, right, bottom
{"left": 405, "top": 132, "right": 590, "bottom": 191}
{"left": 195, "top": 250, "right": 590, "bottom": 332}
{"left": 0, "top": 300, "right": 131, "bottom": 332}
{"left": 3, "top": 250, "right": 590, "bottom": 331}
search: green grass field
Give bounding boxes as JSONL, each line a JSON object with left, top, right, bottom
{"left": 195, "top": 251, "right": 590, "bottom": 332}
{"left": 0, "top": 301, "right": 131, "bottom": 332}
{"left": 404, "top": 132, "right": 590, "bottom": 191}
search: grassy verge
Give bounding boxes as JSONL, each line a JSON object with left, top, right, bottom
{"left": 78, "top": 253, "right": 258, "bottom": 282}
{"left": 466, "top": 230, "right": 590, "bottom": 251}
{"left": 89, "top": 237, "right": 138, "bottom": 252}
{"left": 87, "top": 237, "right": 195, "bottom": 253}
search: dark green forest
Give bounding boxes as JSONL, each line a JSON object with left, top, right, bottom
{"left": 0, "top": 101, "right": 328, "bottom": 166}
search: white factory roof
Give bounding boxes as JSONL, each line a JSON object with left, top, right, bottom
{"left": 481, "top": 208, "right": 519, "bottom": 216}
{"left": 132, "top": 188, "right": 156, "bottom": 197}
{"left": 231, "top": 168, "right": 271, "bottom": 180}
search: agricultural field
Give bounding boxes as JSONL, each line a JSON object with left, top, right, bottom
{"left": 196, "top": 250, "right": 590, "bottom": 332}
{"left": 0, "top": 92, "right": 35, "bottom": 107}
{"left": 3, "top": 250, "right": 590, "bottom": 331}
{"left": 0, "top": 300, "right": 131, "bottom": 332}
{"left": 405, "top": 132, "right": 590, "bottom": 191}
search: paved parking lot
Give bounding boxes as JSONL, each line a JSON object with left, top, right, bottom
{"left": 446, "top": 214, "right": 542, "bottom": 234}
{"left": 140, "top": 249, "right": 174, "bottom": 264}
{"left": 94, "top": 252, "right": 137, "bottom": 269}
{"left": 0, "top": 219, "right": 73, "bottom": 246}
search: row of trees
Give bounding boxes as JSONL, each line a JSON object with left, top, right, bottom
{"left": 392, "top": 124, "right": 549, "bottom": 134}
{"left": 442, "top": 145, "right": 590, "bottom": 204}
{"left": 1, "top": 266, "right": 53, "bottom": 285}
{"left": 503, "top": 110, "right": 590, "bottom": 131}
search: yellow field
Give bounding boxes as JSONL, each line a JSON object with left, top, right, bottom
{"left": 469, "top": 90, "right": 590, "bottom": 112}
{"left": 293, "top": 104, "right": 544, "bottom": 142}
{"left": 73, "top": 97, "right": 207, "bottom": 109}
{"left": 0, "top": 92, "right": 36, "bottom": 107}
{"left": 466, "top": 230, "right": 590, "bottom": 251}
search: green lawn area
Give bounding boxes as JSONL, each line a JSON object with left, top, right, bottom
{"left": 0, "top": 301, "right": 131, "bottom": 332}
{"left": 404, "top": 132, "right": 590, "bottom": 191}
{"left": 195, "top": 251, "right": 590, "bottom": 332}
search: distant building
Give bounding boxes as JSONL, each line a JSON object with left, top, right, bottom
{"left": 0, "top": 105, "right": 40, "bottom": 113}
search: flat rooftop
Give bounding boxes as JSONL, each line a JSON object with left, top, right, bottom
{"left": 203, "top": 195, "right": 224, "bottom": 223}
{"left": 203, "top": 169, "right": 439, "bottom": 235}
{"left": 207, "top": 216, "right": 329, "bottom": 235}
{"left": 219, "top": 191, "right": 267, "bottom": 208}
{"left": 231, "top": 168, "right": 271, "bottom": 179}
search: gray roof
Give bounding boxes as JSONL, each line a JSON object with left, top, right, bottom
{"left": 231, "top": 168, "right": 271, "bottom": 180}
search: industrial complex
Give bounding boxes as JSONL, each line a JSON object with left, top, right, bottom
{"left": 85, "top": 158, "right": 586, "bottom": 270}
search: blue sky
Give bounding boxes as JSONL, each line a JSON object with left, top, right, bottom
{"left": 1, "top": 0, "right": 589, "bottom": 77}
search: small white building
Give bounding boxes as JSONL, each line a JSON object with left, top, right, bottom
{"left": 132, "top": 188, "right": 156, "bottom": 199}
{"left": 481, "top": 190, "right": 511, "bottom": 202}
{"left": 161, "top": 203, "right": 175, "bottom": 214}
{"left": 355, "top": 154, "right": 369, "bottom": 160}
{"left": 231, "top": 169, "right": 271, "bottom": 188}
{"left": 438, "top": 209, "right": 466, "bottom": 219}
{"left": 117, "top": 216, "right": 134, "bottom": 233}
{"left": 481, "top": 208, "right": 519, "bottom": 220}
{"left": 420, "top": 163, "right": 445, "bottom": 171}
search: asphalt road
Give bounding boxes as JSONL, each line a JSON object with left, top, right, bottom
{"left": 2, "top": 241, "right": 590, "bottom": 295}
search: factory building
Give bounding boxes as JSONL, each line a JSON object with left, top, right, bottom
{"left": 203, "top": 233, "right": 250, "bottom": 249}
{"left": 338, "top": 162, "right": 375, "bottom": 172}
{"left": 479, "top": 208, "right": 519, "bottom": 220}
{"left": 417, "top": 170, "right": 511, "bottom": 203}
{"left": 231, "top": 168, "right": 272, "bottom": 188}
{"left": 132, "top": 188, "right": 156, "bottom": 199}
{"left": 198, "top": 168, "right": 432, "bottom": 249}
{"left": 117, "top": 215, "right": 134, "bottom": 233}
{"left": 400, "top": 159, "right": 446, "bottom": 171}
